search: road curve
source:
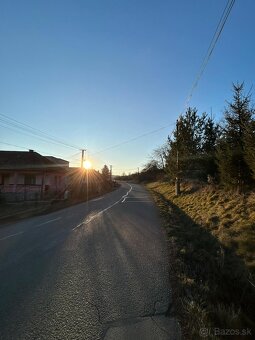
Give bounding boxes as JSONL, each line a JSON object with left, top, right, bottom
{"left": 0, "top": 182, "right": 180, "bottom": 339}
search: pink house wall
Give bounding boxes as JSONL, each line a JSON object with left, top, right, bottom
{"left": 0, "top": 171, "right": 67, "bottom": 201}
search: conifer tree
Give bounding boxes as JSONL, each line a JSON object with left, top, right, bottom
{"left": 202, "top": 117, "right": 221, "bottom": 178}
{"left": 101, "top": 165, "right": 110, "bottom": 181}
{"left": 166, "top": 107, "right": 220, "bottom": 180}
{"left": 244, "top": 120, "right": 255, "bottom": 179}
{"left": 216, "top": 83, "right": 254, "bottom": 189}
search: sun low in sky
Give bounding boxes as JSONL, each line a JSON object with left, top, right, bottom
{"left": 83, "top": 160, "right": 92, "bottom": 170}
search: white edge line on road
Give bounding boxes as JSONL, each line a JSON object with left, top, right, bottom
{"left": 125, "top": 196, "right": 149, "bottom": 198}
{"left": 72, "top": 184, "right": 133, "bottom": 231}
{"left": 0, "top": 184, "right": 134, "bottom": 240}
{"left": 0, "top": 217, "right": 62, "bottom": 242}
{"left": 91, "top": 197, "right": 104, "bottom": 202}
{"left": 123, "top": 201, "right": 152, "bottom": 203}
{"left": 35, "top": 217, "right": 62, "bottom": 227}
{"left": 121, "top": 184, "right": 133, "bottom": 204}
{"left": 0, "top": 231, "right": 24, "bottom": 241}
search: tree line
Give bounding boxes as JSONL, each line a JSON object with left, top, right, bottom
{"left": 125, "top": 83, "right": 255, "bottom": 191}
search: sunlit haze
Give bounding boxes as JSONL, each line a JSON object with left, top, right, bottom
{"left": 83, "top": 160, "right": 92, "bottom": 170}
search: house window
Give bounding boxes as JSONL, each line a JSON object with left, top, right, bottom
{"left": 24, "top": 174, "right": 36, "bottom": 185}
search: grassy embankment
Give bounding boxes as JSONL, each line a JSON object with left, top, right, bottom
{"left": 147, "top": 181, "right": 255, "bottom": 339}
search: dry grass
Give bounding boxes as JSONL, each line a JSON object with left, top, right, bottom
{"left": 147, "top": 181, "right": 255, "bottom": 339}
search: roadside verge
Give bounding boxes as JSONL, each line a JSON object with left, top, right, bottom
{"left": 147, "top": 181, "right": 255, "bottom": 339}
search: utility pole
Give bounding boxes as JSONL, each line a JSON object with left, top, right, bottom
{"left": 175, "top": 119, "right": 180, "bottom": 196}
{"left": 80, "top": 149, "right": 86, "bottom": 199}
{"left": 81, "top": 149, "right": 85, "bottom": 168}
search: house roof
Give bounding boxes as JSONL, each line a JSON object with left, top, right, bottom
{"left": 0, "top": 151, "right": 68, "bottom": 171}
{"left": 45, "top": 156, "right": 69, "bottom": 167}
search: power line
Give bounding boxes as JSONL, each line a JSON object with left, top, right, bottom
{"left": 91, "top": 0, "right": 235, "bottom": 156}
{"left": 92, "top": 123, "right": 175, "bottom": 155}
{"left": 0, "top": 141, "right": 28, "bottom": 150}
{"left": 173, "top": 1, "right": 235, "bottom": 195}
{"left": 91, "top": 0, "right": 235, "bottom": 158}
{"left": 0, "top": 113, "right": 82, "bottom": 149}
{"left": 0, "top": 121, "right": 82, "bottom": 151}
{"left": 0, "top": 117, "right": 82, "bottom": 150}
{"left": 184, "top": 0, "right": 235, "bottom": 109}
{"left": 0, "top": 141, "right": 77, "bottom": 160}
{"left": 0, "top": 113, "right": 85, "bottom": 150}
{"left": 66, "top": 151, "right": 82, "bottom": 159}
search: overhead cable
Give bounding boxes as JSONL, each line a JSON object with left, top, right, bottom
{"left": 184, "top": 0, "right": 236, "bottom": 109}
{"left": 0, "top": 113, "right": 84, "bottom": 150}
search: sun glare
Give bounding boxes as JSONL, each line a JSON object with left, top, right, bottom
{"left": 83, "top": 160, "right": 92, "bottom": 169}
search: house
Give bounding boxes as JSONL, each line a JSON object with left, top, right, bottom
{"left": 0, "top": 150, "right": 69, "bottom": 202}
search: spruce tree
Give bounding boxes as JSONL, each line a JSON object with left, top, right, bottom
{"left": 244, "top": 120, "right": 255, "bottom": 179}
{"left": 166, "top": 107, "right": 220, "bottom": 180}
{"left": 216, "top": 83, "right": 254, "bottom": 189}
{"left": 202, "top": 117, "right": 221, "bottom": 178}
{"left": 203, "top": 117, "right": 220, "bottom": 154}
{"left": 101, "top": 165, "right": 110, "bottom": 181}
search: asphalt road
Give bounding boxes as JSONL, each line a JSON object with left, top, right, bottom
{"left": 0, "top": 182, "right": 180, "bottom": 340}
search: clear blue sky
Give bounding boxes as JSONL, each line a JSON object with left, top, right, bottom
{"left": 1, "top": 0, "right": 254, "bottom": 174}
